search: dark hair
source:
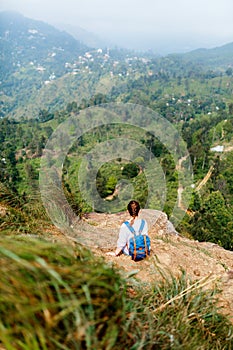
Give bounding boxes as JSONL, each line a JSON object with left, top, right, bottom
{"left": 127, "top": 200, "right": 140, "bottom": 219}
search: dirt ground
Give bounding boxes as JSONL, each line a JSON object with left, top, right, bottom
{"left": 50, "top": 210, "right": 233, "bottom": 323}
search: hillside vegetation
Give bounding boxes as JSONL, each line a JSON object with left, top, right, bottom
{"left": 0, "top": 11, "right": 233, "bottom": 348}
{"left": 0, "top": 12, "right": 233, "bottom": 248}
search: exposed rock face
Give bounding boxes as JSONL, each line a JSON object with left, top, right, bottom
{"left": 141, "top": 209, "right": 178, "bottom": 236}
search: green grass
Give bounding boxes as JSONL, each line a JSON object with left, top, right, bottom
{"left": 0, "top": 183, "right": 52, "bottom": 235}
{"left": 130, "top": 265, "right": 232, "bottom": 349}
{"left": 0, "top": 237, "right": 127, "bottom": 350}
{"left": 0, "top": 237, "right": 232, "bottom": 350}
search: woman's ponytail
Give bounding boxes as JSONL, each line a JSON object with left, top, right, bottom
{"left": 127, "top": 200, "right": 140, "bottom": 226}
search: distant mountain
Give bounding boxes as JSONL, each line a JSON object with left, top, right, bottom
{"left": 52, "top": 22, "right": 107, "bottom": 49}
{"left": 0, "top": 11, "right": 130, "bottom": 119}
{"left": 1, "top": 11, "right": 233, "bottom": 120}
{"left": 0, "top": 11, "right": 96, "bottom": 118}
{"left": 0, "top": 11, "right": 88, "bottom": 81}
{"left": 176, "top": 42, "right": 233, "bottom": 69}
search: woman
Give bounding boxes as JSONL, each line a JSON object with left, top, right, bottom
{"left": 108, "top": 200, "right": 149, "bottom": 257}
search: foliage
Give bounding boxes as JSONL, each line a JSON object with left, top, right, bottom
{"left": 189, "top": 191, "right": 233, "bottom": 250}
{"left": 0, "top": 182, "right": 51, "bottom": 235}
{"left": 1, "top": 12, "right": 233, "bottom": 119}
{"left": 1, "top": 16, "right": 233, "bottom": 350}
{"left": 1, "top": 11, "right": 233, "bottom": 249}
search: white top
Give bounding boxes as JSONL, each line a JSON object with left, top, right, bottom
{"left": 116, "top": 218, "right": 148, "bottom": 255}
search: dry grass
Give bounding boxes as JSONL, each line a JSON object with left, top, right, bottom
{"left": 0, "top": 236, "right": 232, "bottom": 350}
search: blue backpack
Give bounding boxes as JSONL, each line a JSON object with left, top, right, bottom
{"left": 124, "top": 219, "right": 150, "bottom": 261}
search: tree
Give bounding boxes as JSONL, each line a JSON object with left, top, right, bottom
{"left": 228, "top": 103, "right": 233, "bottom": 116}
{"left": 38, "top": 109, "right": 54, "bottom": 123}
{"left": 105, "top": 176, "right": 118, "bottom": 195}
{"left": 225, "top": 67, "right": 233, "bottom": 76}
{"left": 122, "top": 163, "right": 139, "bottom": 179}
{"left": 66, "top": 101, "right": 78, "bottom": 113}
{"left": 190, "top": 191, "right": 233, "bottom": 250}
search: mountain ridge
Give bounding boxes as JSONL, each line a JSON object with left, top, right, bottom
{"left": 1, "top": 10, "right": 233, "bottom": 56}
{"left": 0, "top": 11, "right": 88, "bottom": 80}
{"left": 0, "top": 10, "right": 233, "bottom": 119}
{"left": 171, "top": 41, "right": 233, "bottom": 68}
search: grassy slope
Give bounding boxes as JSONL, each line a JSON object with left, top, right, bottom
{"left": 0, "top": 234, "right": 233, "bottom": 350}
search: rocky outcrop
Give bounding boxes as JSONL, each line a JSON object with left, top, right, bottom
{"left": 140, "top": 209, "right": 178, "bottom": 236}
{"left": 61, "top": 209, "right": 233, "bottom": 322}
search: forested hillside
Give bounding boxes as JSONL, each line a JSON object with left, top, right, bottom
{"left": 1, "top": 11, "right": 233, "bottom": 348}
{"left": 0, "top": 11, "right": 233, "bottom": 252}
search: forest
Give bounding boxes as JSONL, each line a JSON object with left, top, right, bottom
{"left": 1, "top": 11, "right": 233, "bottom": 349}
{"left": 1, "top": 21, "right": 233, "bottom": 249}
{"left": 1, "top": 61, "right": 233, "bottom": 250}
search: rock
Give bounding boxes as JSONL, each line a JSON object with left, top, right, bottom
{"left": 141, "top": 209, "right": 179, "bottom": 236}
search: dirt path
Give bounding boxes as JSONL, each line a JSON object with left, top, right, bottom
{"left": 224, "top": 145, "right": 233, "bottom": 152}
{"left": 176, "top": 154, "right": 189, "bottom": 211}
{"left": 195, "top": 165, "right": 214, "bottom": 192}
{"left": 194, "top": 144, "right": 233, "bottom": 192}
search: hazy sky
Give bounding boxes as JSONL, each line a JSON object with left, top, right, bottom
{"left": 1, "top": 0, "right": 233, "bottom": 53}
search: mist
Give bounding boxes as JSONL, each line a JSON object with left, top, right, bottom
{"left": 0, "top": 0, "right": 233, "bottom": 54}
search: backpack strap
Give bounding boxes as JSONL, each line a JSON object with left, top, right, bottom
{"left": 124, "top": 219, "right": 145, "bottom": 236}
{"left": 138, "top": 219, "right": 145, "bottom": 234}
{"left": 124, "top": 219, "right": 148, "bottom": 260}
{"left": 143, "top": 235, "right": 149, "bottom": 257}
{"left": 124, "top": 221, "right": 136, "bottom": 235}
